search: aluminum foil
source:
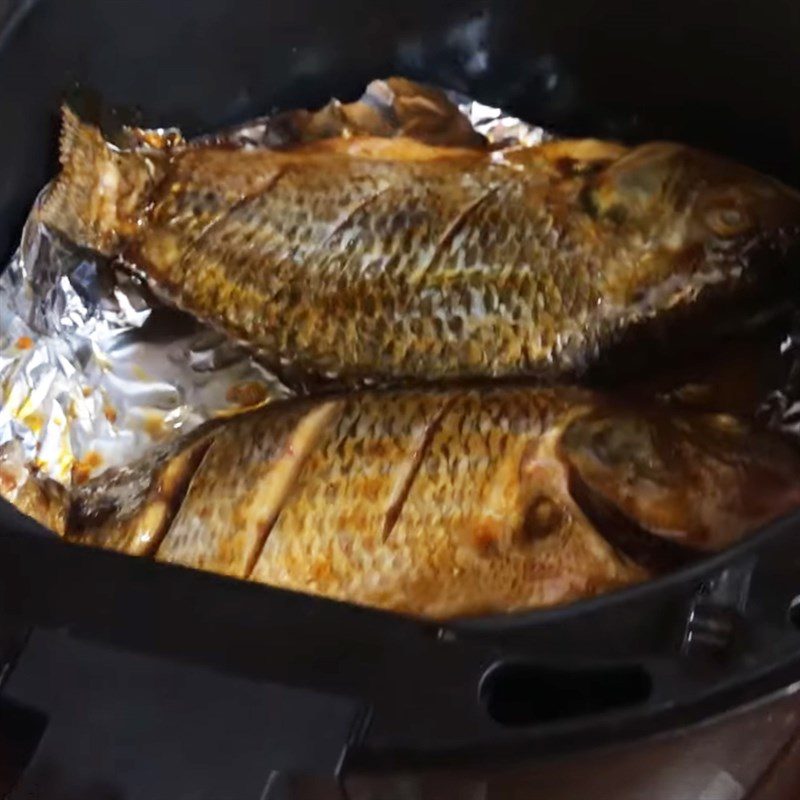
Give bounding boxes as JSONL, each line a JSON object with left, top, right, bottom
{"left": 0, "top": 78, "right": 549, "bottom": 488}
{"left": 761, "top": 312, "right": 800, "bottom": 439}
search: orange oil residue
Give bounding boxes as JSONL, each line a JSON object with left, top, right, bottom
{"left": 72, "top": 451, "right": 104, "bottom": 485}
{"left": 22, "top": 412, "right": 44, "bottom": 435}
{"left": 15, "top": 336, "right": 33, "bottom": 351}
{"left": 225, "top": 380, "right": 270, "bottom": 409}
{"left": 104, "top": 404, "right": 118, "bottom": 424}
{"left": 0, "top": 464, "right": 20, "bottom": 496}
{"left": 55, "top": 436, "right": 75, "bottom": 483}
{"left": 142, "top": 412, "right": 168, "bottom": 441}
{"left": 81, "top": 386, "right": 93, "bottom": 398}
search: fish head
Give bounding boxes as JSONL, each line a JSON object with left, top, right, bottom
{"left": 557, "top": 406, "right": 800, "bottom": 563}
{"left": 585, "top": 143, "right": 800, "bottom": 300}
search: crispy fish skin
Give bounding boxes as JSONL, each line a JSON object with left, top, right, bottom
{"left": 39, "top": 104, "right": 800, "bottom": 386}
{"left": 157, "top": 400, "right": 341, "bottom": 575}
{"left": 64, "top": 389, "right": 800, "bottom": 619}
{"left": 0, "top": 442, "right": 69, "bottom": 535}
{"left": 249, "top": 389, "right": 642, "bottom": 617}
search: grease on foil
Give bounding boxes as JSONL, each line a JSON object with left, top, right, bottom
{"left": 0, "top": 208, "right": 288, "bottom": 486}
{"left": 0, "top": 78, "right": 549, "bottom": 487}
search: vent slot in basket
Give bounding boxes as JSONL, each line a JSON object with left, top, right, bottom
{"left": 481, "top": 662, "right": 652, "bottom": 727}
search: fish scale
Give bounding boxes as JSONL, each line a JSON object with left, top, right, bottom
{"left": 248, "top": 389, "right": 618, "bottom": 615}
{"left": 40, "top": 110, "right": 800, "bottom": 384}
{"left": 156, "top": 401, "right": 340, "bottom": 575}
{"left": 253, "top": 392, "right": 449, "bottom": 596}
{"left": 39, "top": 386, "right": 800, "bottom": 618}
{"left": 367, "top": 390, "right": 627, "bottom": 616}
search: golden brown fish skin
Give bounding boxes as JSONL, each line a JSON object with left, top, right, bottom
{"left": 249, "top": 389, "right": 644, "bottom": 617}
{"left": 0, "top": 442, "right": 69, "bottom": 535}
{"left": 61, "top": 388, "right": 800, "bottom": 619}
{"left": 39, "top": 106, "right": 800, "bottom": 386}
{"left": 157, "top": 400, "right": 341, "bottom": 576}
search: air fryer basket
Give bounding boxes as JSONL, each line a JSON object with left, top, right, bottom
{"left": 1, "top": 1, "right": 800, "bottom": 797}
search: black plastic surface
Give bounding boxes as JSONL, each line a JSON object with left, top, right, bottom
{"left": 2, "top": 499, "right": 800, "bottom": 773}
{"left": 1, "top": 0, "right": 800, "bottom": 786}
{"left": 4, "top": 630, "right": 359, "bottom": 800}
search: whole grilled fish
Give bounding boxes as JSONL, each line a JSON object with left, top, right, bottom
{"left": 39, "top": 103, "right": 800, "bottom": 386}
{"left": 43, "top": 388, "right": 800, "bottom": 619}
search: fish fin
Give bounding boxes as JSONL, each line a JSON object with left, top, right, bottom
{"left": 0, "top": 441, "right": 69, "bottom": 536}
{"left": 67, "top": 433, "right": 213, "bottom": 556}
{"left": 39, "top": 106, "right": 161, "bottom": 255}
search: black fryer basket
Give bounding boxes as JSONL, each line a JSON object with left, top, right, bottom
{"left": 1, "top": 0, "right": 800, "bottom": 797}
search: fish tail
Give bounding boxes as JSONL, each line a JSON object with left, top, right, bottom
{"left": 38, "top": 106, "right": 163, "bottom": 255}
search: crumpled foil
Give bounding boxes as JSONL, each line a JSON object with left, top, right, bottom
{"left": 760, "top": 312, "right": 800, "bottom": 439}
{"left": 0, "top": 78, "right": 549, "bottom": 488}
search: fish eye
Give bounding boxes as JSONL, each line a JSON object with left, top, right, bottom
{"left": 521, "top": 494, "right": 567, "bottom": 542}
{"left": 701, "top": 186, "right": 757, "bottom": 237}
{"left": 705, "top": 205, "right": 753, "bottom": 237}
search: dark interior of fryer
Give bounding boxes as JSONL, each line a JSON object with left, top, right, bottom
{"left": 1, "top": 0, "right": 799, "bottom": 267}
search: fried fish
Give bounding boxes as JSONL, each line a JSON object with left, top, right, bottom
{"left": 39, "top": 97, "right": 800, "bottom": 387}
{"left": 59, "top": 388, "right": 800, "bottom": 618}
